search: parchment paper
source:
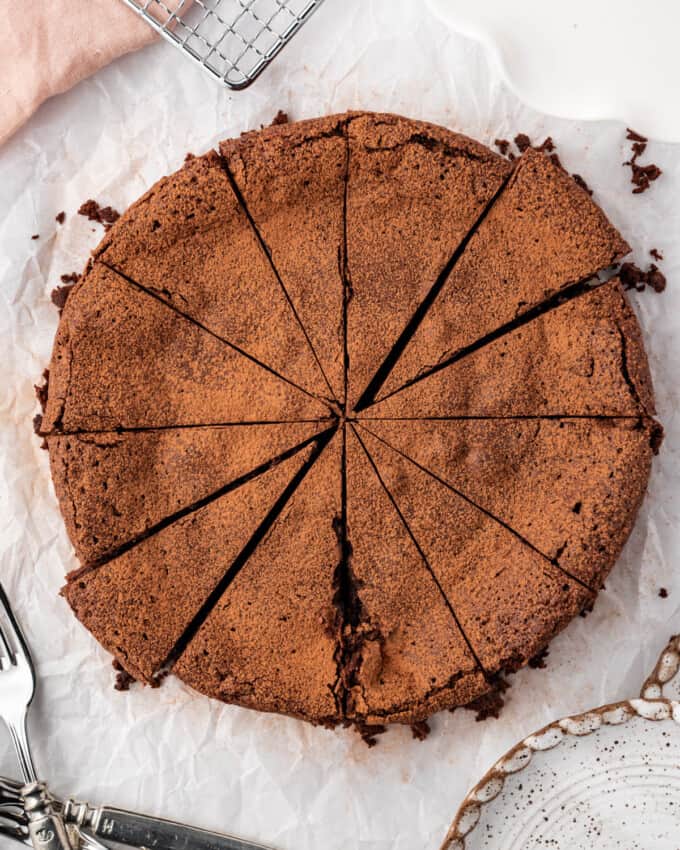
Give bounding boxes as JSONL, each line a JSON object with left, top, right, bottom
{"left": 0, "top": 2, "right": 678, "bottom": 849}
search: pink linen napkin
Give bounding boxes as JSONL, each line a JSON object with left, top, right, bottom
{"left": 0, "top": 0, "right": 158, "bottom": 147}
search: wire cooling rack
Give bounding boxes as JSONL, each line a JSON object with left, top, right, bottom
{"left": 121, "top": 0, "right": 325, "bottom": 89}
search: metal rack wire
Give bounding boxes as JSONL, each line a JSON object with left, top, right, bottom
{"left": 121, "top": 0, "right": 325, "bottom": 89}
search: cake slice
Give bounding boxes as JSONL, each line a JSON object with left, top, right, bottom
{"left": 96, "top": 152, "right": 330, "bottom": 402}
{"left": 362, "top": 418, "right": 654, "bottom": 590}
{"left": 63, "top": 438, "right": 323, "bottom": 683}
{"left": 220, "top": 116, "right": 347, "bottom": 402}
{"left": 175, "top": 431, "right": 343, "bottom": 725}
{"left": 374, "top": 148, "right": 630, "bottom": 403}
{"left": 42, "top": 265, "right": 328, "bottom": 432}
{"left": 344, "top": 426, "right": 487, "bottom": 725}
{"left": 367, "top": 278, "right": 653, "bottom": 419}
{"left": 357, "top": 427, "right": 593, "bottom": 677}
{"left": 345, "top": 113, "right": 512, "bottom": 410}
{"left": 48, "top": 421, "right": 326, "bottom": 565}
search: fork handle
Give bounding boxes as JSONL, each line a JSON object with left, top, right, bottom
{"left": 6, "top": 714, "right": 37, "bottom": 784}
{"left": 22, "top": 783, "right": 73, "bottom": 850}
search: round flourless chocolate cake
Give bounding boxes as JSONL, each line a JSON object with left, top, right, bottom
{"left": 38, "top": 112, "right": 660, "bottom": 740}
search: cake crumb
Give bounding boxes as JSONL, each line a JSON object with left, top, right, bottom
{"left": 55, "top": 211, "right": 66, "bottom": 225}
{"left": 650, "top": 248, "right": 664, "bottom": 261}
{"left": 357, "top": 722, "right": 386, "bottom": 747}
{"left": 151, "top": 668, "right": 170, "bottom": 688}
{"left": 624, "top": 128, "right": 662, "bottom": 194}
{"left": 494, "top": 138, "right": 511, "bottom": 157}
{"left": 112, "top": 658, "right": 136, "bottom": 691}
{"left": 579, "top": 599, "right": 595, "bottom": 618}
{"left": 626, "top": 128, "right": 647, "bottom": 143}
{"left": 514, "top": 133, "right": 532, "bottom": 153}
{"left": 271, "top": 110, "right": 289, "bottom": 126}
{"left": 411, "top": 720, "right": 431, "bottom": 741}
{"left": 31, "top": 234, "right": 39, "bottom": 240}
{"left": 528, "top": 647, "right": 549, "bottom": 669}
{"left": 34, "top": 369, "right": 49, "bottom": 412}
{"left": 78, "top": 199, "right": 120, "bottom": 229}
{"left": 650, "top": 422, "right": 665, "bottom": 455}
{"left": 549, "top": 151, "right": 565, "bottom": 171}
{"left": 619, "top": 261, "right": 666, "bottom": 294}
{"left": 659, "top": 587, "right": 669, "bottom": 599}
{"left": 462, "top": 677, "right": 510, "bottom": 722}
{"left": 51, "top": 276, "right": 79, "bottom": 314}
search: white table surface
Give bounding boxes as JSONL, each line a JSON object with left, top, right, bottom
{"left": 427, "top": 0, "right": 680, "bottom": 142}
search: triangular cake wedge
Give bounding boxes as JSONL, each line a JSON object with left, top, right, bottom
{"left": 221, "top": 116, "right": 347, "bottom": 401}
{"left": 345, "top": 113, "right": 512, "bottom": 410}
{"left": 368, "top": 279, "right": 653, "bottom": 419}
{"left": 376, "top": 149, "right": 630, "bottom": 401}
{"left": 344, "top": 427, "right": 487, "bottom": 725}
{"left": 63, "top": 439, "right": 322, "bottom": 683}
{"left": 175, "top": 431, "right": 343, "bottom": 725}
{"left": 48, "top": 422, "right": 326, "bottom": 565}
{"left": 362, "top": 418, "right": 654, "bottom": 590}
{"left": 96, "top": 152, "right": 329, "bottom": 401}
{"left": 42, "top": 265, "right": 328, "bottom": 432}
{"left": 357, "top": 427, "right": 593, "bottom": 677}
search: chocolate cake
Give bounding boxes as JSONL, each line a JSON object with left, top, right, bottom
{"left": 40, "top": 112, "right": 659, "bottom": 738}
{"left": 220, "top": 116, "right": 347, "bottom": 402}
{"left": 48, "top": 422, "right": 326, "bottom": 564}
{"left": 96, "top": 152, "right": 330, "bottom": 402}
{"left": 345, "top": 113, "right": 512, "bottom": 410}
{"left": 373, "top": 148, "right": 630, "bottom": 403}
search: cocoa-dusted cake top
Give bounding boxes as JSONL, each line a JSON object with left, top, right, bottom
{"left": 363, "top": 418, "right": 653, "bottom": 589}
{"left": 221, "top": 116, "right": 348, "bottom": 402}
{"left": 63, "top": 442, "right": 320, "bottom": 683}
{"left": 42, "top": 264, "right": 328, "bottom": 433}
{"left": 369, "top": 277, "right": 654, "bottom": 420}
{"left": 357, "top": 426, "right": 593, "bottom": 678}
{"left": 96, "top": 152, "right": 330, "bottom": 402}
{"left": 49, "top": 421, "right": 326, "bottom": 565}
{"left": 175, "top": 431, "right": 343, "bottom": 723}
{"left": 374, "top": 147, "right": 631, "bottom": 403}
{"left": 345, "top": 112, "right": 512, "bottom": 410}
{"left": 41, "top": 112, "right": 659, "bottom": 741}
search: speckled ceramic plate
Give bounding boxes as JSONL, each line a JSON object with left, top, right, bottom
{"left": 443, "top": 636, "right": 680, "bottom": 850}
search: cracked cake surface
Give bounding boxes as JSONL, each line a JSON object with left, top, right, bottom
{"left": 40, "top": 112, "right": 659, "bottom": 739}
{"left": 174, "top": 430, "right": 342, "bottom": 723}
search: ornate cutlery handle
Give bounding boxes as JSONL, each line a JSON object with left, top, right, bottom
{"left": 62, "top": 799, "right": 273, "bottom": 850}
{"left": 22, "top": 783, "right": 73, "bottom": 850}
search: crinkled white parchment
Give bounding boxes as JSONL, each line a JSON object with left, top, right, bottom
{"left": 0, "top": 2, "right": 679, "bottom": 849}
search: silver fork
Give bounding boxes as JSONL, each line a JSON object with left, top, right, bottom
{"left": 0, "top": 584, "right": 37, "bottom": 783}
{"left": 0, "top": 584, "right": 75, "bottom": 850}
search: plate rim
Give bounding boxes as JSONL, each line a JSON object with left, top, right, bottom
{"left": 443, "top": 635, "right": 680, "bottom": 850}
